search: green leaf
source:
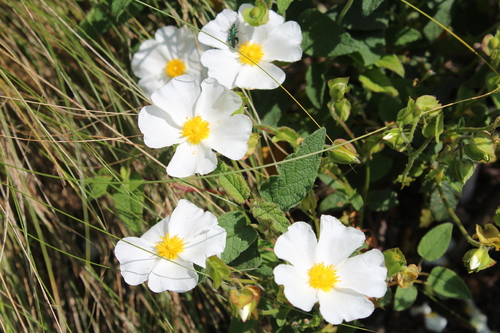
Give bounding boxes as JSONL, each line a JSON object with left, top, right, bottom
{"left": 383, "top": 248, "right": 407, "bottom": 278}
{"left": 429, "top": 181, "right": 461, "bottom": 221}
{"left": 367, "top": 190, "right": 399, "bottom": 211}
{"left": 228, "top": 240, "right": 261, "bottom": 271}
{"left": 394, "top": 285, "right": 418, "bottom": 311}
{"left": 260, "top": 128, "right": 325, "bottom": 212}
{"left": 250, "top": 199, "right": 290, "bottom": 233}
{"left": 350, "top": 30, "right": 385, "bottom": 65}
{"left": 428, "top": 267, "right": 471, "bottom": 299}
{"left": 417, "top": 223, "right": 453, "bottom": 261}
{"left": 305, "top": 62, "right": 326, "bottom": 109}
{"left": 386, "top": 25, "right": 422, "bottom": 47}
{"left": 359, "top": 68, "right": 399, "bottom": 97}
{"left": 111, "top": 0, "right": 134, "bottom": 19}
{"left": 375, "top": 54, "right": 405, "bottom": 77}
{"left": 299, "top": 9, "right": 359, "bottom": 57}
{"left": 319, "top": 191, "right": 350, "bottom": 212}
{"left": 277, "top": 0, "right": 293, "bottom": 15}
{"left": 215, "top": 162, "right": 250, "bottom": 204}
{"left": 422, "top": 0, "right": 455, "bottom": 41}
{"left": 219, "top": 212, "right": 258, "bottom": 264}
{"left": 88, "top": 175, "right": 112, "bottom": 199}
{"left": 361, "top": 0, "right": 385, "bottom": 16}
{"left": 206, "top": 256, "right": 230, "bottom": 289}
{"left": 112, "top": 172, "right": 144, "bottom": 234}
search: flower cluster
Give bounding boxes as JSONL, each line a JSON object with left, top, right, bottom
{"left": 114, "top": 2, "right": 388, "bottom": 328}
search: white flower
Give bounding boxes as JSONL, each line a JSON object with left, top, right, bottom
{"left": 273, "top": 215, "right": 387, "bottom": 325}
{"left": 131, "top": 26, "right": 205, "bottom": 96}
{"left": 198, "top": 4, "right": 302, "bottom": 90}
{"left": 114, "top": 199, "right": 226, "bottom": 293}
{"left": 138, "top": 74, "right": 252, "bottom": 177}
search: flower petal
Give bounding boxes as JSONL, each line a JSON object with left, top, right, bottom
{"left": 166, "top": 142, "right": 217, "bottom": 177}
{"left": 315, "top": 215, "right": 365, "bottom": 266}
{"left": 137, "top": 76, "right": 167, "bottom": 97}
{"left": 138, "top": 105, "right": 182, "bottom": 148}
{"left": 131, "top": 39, "right": 168, "bottom": 79}
{"left": 140, "top": 217, "right": 170, "bottom": 243}
{"left": 148, "top": 258, "right": 198, "bottom": 293}
{"left": 198, "top": 9, "right": 238, "bottom": 50}
{"left": 336, "top": 249, "right": 388, "bottom": 298}
{"left": 234, "top": 62, "right": 285, "bottom": 90}
{"left": 196, "top": 78, "right": 242, "bottom": 121}
{"left": 181, "top": 225, "right": 227, "bottom": 268}
{"left": 151, "top": 74, "right": 200, "bottom": 125}
{"left": 200, "top": 50, "right": 241, "bottom": 89}
{"left": 274, "top": 264, "right": 318, "bottom": 311}
{"left": 115, "top": 237, "right": 157, "bottom": 286}
{"left": 168, "top": 199, "right": 216, "bottom": 237}
{"left": 205, "top": 114, "right": 252, "bottom": 160}
{"left": 262, "top": 21, "right": 302, "bottom": 62}
{"left": 274, "top": 222, "right": 316, "bottom": 269}
{"left": 318, "top": 288, "right": 376, "bottom": 324}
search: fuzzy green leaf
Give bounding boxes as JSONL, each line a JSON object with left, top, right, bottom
{"left": 417, "top": 222, "right": 453, "bottom": 261}
{"left": 215, "top": 162, "right": 250, "bottom": 204}
{"left": 375, "top": 54, "right": 405, "bottom": 77}
{"left": 250, "top": 199, "right": 289, "bottom": 233}
{"left": 428, "top": 267, "right": 471, "bottom": 299}
{"left": 260, "top": 127, "right": 325, "bottom": 212}
{"left": 219, "top": 212, "right": 257, "bottom": 264}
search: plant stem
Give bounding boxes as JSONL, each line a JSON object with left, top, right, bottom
{"left": 337, "top": 0, "right": 354, "bottom": 25}
{"left": 436, "top": 182, "right": 480, "bottom": 247}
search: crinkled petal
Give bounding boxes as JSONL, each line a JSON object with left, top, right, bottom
{"left": 131, "top": 40, "right": 168, "bottom": 79}
{"left": 205, "top": 114, "right": 252, "bottom": 160}
{"left": 262, "top": 21, "right": 302, "bottom": 62}
{"left": 196, "top": 78, "right": 242, "bottom": 121}
{"left": 200, "top": 50, "right": 241, "bottom": 89}
{"left": 148, "top": 258, "right": 198, "bottom": 293}
{"left": 315, "top": 215, "right": 365, "bottom": 266}
{"left": 199, "top": 9, "right": 238, "bottom": 49}
{"left": 168, "top": 199, "right": 217, "bottom": 238}
{"left": 336, "top": 249, "right": 388, "bottom": 298}
{"left": 274, "top": 222, "right": 317, "bottom": 269}
{"left": 274, "top": 264, "right": 318, "bottom": 311}
{"left": 234, "top": 61, "right": 285, "bottom": 90}
{"left": 166, "top": 142, "right": 217, "bottom": 177}
{"left": 151, "top": 75, "right": 200, "bottom": 125}
{"left": 318, "top": 288, "right": 375, "bottom": 325}
{"left": 115, "top": 237, "right": 157, "bottom": 286}
{"left": 138, "top": 105, "right": 182, "bottom": 148}
{"left": 181, "top": 225, "right": 227, "bottom": 268}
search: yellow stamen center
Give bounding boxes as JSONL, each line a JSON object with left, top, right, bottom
{"left": 238, "top": 42, "right": 264, "bottom": 66}
{"left": 308, "top": 262, "right": 340, "bottom": 292}
{"left": 181, "top": 115, "right": 210, "bottom": 145}
{"left": 155, "top": 233, "right": 185, "bottom": 260}
{"left": 165, "top": 59, "right": 186, "bottom": 78}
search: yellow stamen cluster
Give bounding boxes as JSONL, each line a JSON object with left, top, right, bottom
{"left": 155, "top": 233, "right": 185, "bottom": 260}
{"left": 238, "top": 42, "right": 264, "bottom": 66}
{"left": 181, "top": 115, "right": 210, "bottom": 145}
{"left": 165, "top": 59, "right": 186, "bottom": 78}
{"left": 308, "top": 262, "right": 340, "bottom": 292}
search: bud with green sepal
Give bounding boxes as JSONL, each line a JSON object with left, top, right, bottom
{"left": 229, "top": 285, "right": 261, "bottom": 322}
{"left": 464, "top": 131, "right": 497, "bottom": 163}
{"left": 328, "top": 139, "right": 360, "bottom": 164}
{"left": 242, "top": 0, "right": 269, "bottom": 26}
{"left": 383, "top": 128, "right": 409, "bottom": 152}
{"left": 463, "top": 248, "right": 496, "bottom": 273}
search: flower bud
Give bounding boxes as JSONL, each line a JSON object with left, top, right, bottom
{"left": 397, "top": 264, "right": 419, "bottom": 288}
{"left": 474, "top": 224, "right": 500, "bottom": 250}
{"left": 449, "top": 158, "right": 475, "bottom": 186}
{"left": 462, "top": 248, "right": 496, "bottom": 273}
{"left": 383, "top": 128, "right": 408, "bottom": 152}
{"left": 328, "top": 139, "right": 360, "bottom": 164}
{"left": 229, "top": 286, "right": 261, "bottom": 322}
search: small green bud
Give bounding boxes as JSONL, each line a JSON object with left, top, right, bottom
{"left": 422, "top": 112, "right": 444, "bottom": 142}
{"left": 463, "top": 248, "right": 496, "bottom": 273}
{"left": 449, "top": 158, "right": 475, "bottom": 186}
{"left": 331, "top": 98, "right": 351, "bottom": 122}
{"left": 328, "top": 77, "right": 350, "bottom": 103}
{"left": 464, "top": 132, "right": 497, "bottom": 163}
{"left": 242, "top": 1, "right": 269, "bottom": 26}
{"left": 328, "top": 139, "right": 360, "bottom": 164}
{"left": 382, "top": 128, "right": 408, "bottom": 152}
{"left": 396, "top": 98, "right": 419, "bottom": 126}
{"left": 416, "top": 95, "right": 442, "bottom": 118}
{"left": 489, "top": 36, "right": 500, "bottom": 50}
